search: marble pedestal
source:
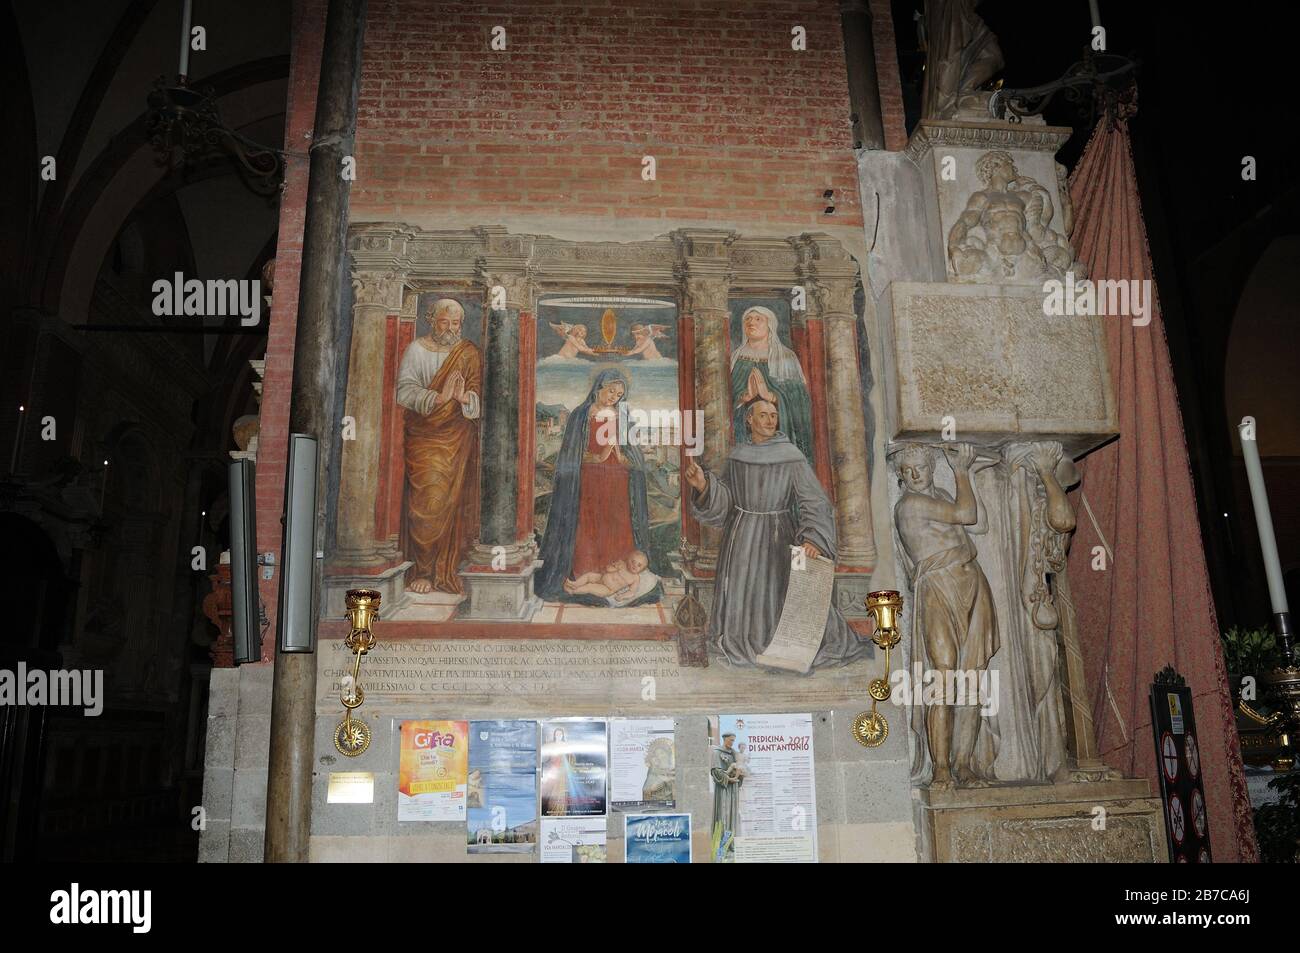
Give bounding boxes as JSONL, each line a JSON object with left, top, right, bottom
{"left": 323, "top": 561, "right": 412, "bottom": 621}
{"left": 920, "top": 779, "right": 1166, "bottom": 862}
{"left": 458, "top": 558, "right": 543, "bottom": 620}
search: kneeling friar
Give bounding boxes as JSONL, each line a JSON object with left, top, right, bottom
{"left": 683, "top": 398, "right": 869, "bottom": 670}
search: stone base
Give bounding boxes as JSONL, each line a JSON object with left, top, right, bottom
{"left": 920, "top": 778, "right": 1167, "bottom": 862}
{"left": 879, "top": 281, "right": 1118, "bottom": 457}
{"left": 832, "top": 573, "right": 875, "bottom": 619}
{"left": 323, "top": 561, "right": 412, "bottom": 621}
{"left": 458, "top": 559, "right": 543, "bottom": 620}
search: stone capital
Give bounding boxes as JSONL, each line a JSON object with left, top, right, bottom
{"left": 683, "top": 272, "right": 730, "bottom": 314}
{"left": 478, "top": 267, "right": 535, "bottom": 311}
{"left": 350, "top": 270, "right": 405, "bottom": 311}
{"left": 808, "top": 279, "right": 858, "bottom": 317}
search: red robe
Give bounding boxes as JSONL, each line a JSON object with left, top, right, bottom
{"left": 571, "top": 414, "right": 636, "bottom": 578}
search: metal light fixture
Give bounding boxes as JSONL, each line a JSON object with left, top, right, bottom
{"left": 144, "top": 1, "right": 284, "bottom": 196}
{"left": 146, "top": 79, "right": 285, "bottom": 196}
{"left": 334, "top": 588, "right": 381, "bottom": 757}
{"left": 853, "top": 590, "right": 903, "bottom": 748}
{"left": 990, "top": 51, "right": 1137, "bottom": 127}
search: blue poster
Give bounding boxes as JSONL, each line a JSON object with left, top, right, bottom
{"left": 467, "top": 720, "right": 538, "bottom": 854}
{"left": 624, "top": 813, "right": 692, "bottom": 864}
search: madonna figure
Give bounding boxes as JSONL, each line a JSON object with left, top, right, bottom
{"left": 536, "top": 368, "right": 662, "bottom": 604}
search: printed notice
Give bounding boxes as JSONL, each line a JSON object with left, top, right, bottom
{"left": 708, "top": 713, "right": 817, "bottom": 863}
{"left": 467, "top": 720, "right": 538, "bottom": 854}
{"left": 540, "top": 718, "right": 608, "bottom": 817}
{"left": 540, "top": 817, "right": 607, "bottom": 863}
{"left": 609, "top": 718, "right": 675, "bottom": 810}
{"left": 625, "top": 813, "right": 691, "bottom": 863}
{"left": 398, "top": 720, "right": 468, "bottom": 821}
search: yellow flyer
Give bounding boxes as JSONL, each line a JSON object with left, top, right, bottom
{"left": 399, "top": 720, "right": 469, "bottom": 821}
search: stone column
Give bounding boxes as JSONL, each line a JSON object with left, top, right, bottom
{"left": 458, "top": 267, "right": 541, "bottom": 619}
{"left": 678, "top": 230, "right": 735, "bottom": 573}
{"left": 335, "top": 269, "right": 403, "bottom": 567}
{"left": 808, "top": 274, "right": 876, "bottom": 569}
{"left": 478, "top": 270, "right": 522, "bottom": 545}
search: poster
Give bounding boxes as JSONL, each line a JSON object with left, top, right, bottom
{"left": 467, "top": 720, "right": 539, "bottom": 854}
{"left": 540, "top": 718, "right": 608, "bottom": 817}
{"left": 609, "top": 718, "right": 676, "bottom": 810}
{"left": 540, "top": 817, "right": 608, "bottom": 863}
{"left": 398, "top": 720, "right": 468, "bottom": 821}
{"left": 625, "top": 813, "right": 692, "bottom": 863}
{"left": 707, "top": 713, "right": 817, "bottom": 863}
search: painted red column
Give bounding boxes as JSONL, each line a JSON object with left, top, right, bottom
{"left": 516, "top": 309, "right": 536, "bottom": 545}
{"left": 794, "top": 320, "right": 835, "bottom": 497}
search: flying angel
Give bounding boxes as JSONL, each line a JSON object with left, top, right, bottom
{"left": 548, "top": 321, "right": 599, "bottom": 359}
{"left": 627, "top": 323, "right": 670, "bottom": 360}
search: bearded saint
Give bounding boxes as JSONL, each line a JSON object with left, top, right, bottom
{"left": 395, "top": 298, "right": 482, "bottom": 594}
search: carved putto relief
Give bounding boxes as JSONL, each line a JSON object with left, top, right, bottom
{"left": 947, "top": 151, "right": 1075, "bottom": 283}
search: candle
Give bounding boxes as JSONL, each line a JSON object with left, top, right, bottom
{"left": 1239, "top": 417, "right": 1293, "bottom": 651}
{"left": 1088, "top": 0, "right": 1101, "bottom": 31}
{"left": 178, "top": 0, "right": 193, "bottom": 80}
{"left": 9, "top": 404, "right": 24, "bottom": 474}
{"left": 100, "top": 459, "right": 109, "bottom": 513}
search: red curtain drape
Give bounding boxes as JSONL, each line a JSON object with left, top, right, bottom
{"left": 1064, "top": 105, "right": 1258, "bottom": 862}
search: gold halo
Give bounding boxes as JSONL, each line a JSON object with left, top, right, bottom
{"left": 851, "top": 711, "right": 888, "bottom": 748}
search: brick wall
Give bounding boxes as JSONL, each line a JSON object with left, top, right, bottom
{"left": 350, "top": 0, "right": 889, "bottom": 229}
{"left": 254, "top": 0, "right": 326, "bottom": 658}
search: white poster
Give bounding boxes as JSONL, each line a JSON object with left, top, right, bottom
{"left": 708, "top": 713, "right": 817, "bottom": 863}
{"left": 539, "top": 817, "right": 607, "bottom": 863}
{"left": 609, "top": 718, "right": 676, "bottom": 810}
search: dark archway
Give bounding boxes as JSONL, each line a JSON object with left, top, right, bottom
{"left": 0, "top": 513, "right": 72, "bottom": 860}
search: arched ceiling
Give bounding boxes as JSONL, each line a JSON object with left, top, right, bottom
{"left": 1224, "top": 236, "right": 1300, "bottom": 457}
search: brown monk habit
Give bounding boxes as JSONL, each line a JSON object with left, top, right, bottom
{"left": 402, "top": 338, "right": 482, "bottom": 592}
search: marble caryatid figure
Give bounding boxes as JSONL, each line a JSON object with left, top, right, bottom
{"left": 894, "top": 443, "right": 999, "bottom": 788}
{"left": 948, "top": 151, "right": 1074, "bottom": 283}
{"left": 1007, "top": 441, "right": 1078, "bottom": 780}
{"left": 920, "top": 0, "right": 1004, "bottom": 119}
{"left": 395, "top": 297, "right": 482, "bottom": 594}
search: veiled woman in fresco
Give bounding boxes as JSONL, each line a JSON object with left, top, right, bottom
{"left": 731, "top": 306, "right": 815, "bottom": 463}
{"left": 536, "top": 368, "right": 661, "bottom": 603}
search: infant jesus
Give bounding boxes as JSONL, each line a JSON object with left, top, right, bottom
{"left": 564, "top": 551, "right": 651, "bottom": 605}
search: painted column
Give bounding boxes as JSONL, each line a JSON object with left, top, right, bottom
{"left": 458, "top": 267, "right": 541, "bottom": 619}
{"left": 335, "top": 268, "right": 404, "bottom": 567}
{"left": 516, "top": 308, "right": 537, "bottom": 542}
{"left": 792, "top": 312, "right": 836, "bottom": 494}
{"left": 811, "top": 275, "right": 876, "bottom": 569}
{"left": 683, "top": 269, "right": 733, "bottom": 573}
{"left": 477, "top": 272, "right": 522, "bottom": 548}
